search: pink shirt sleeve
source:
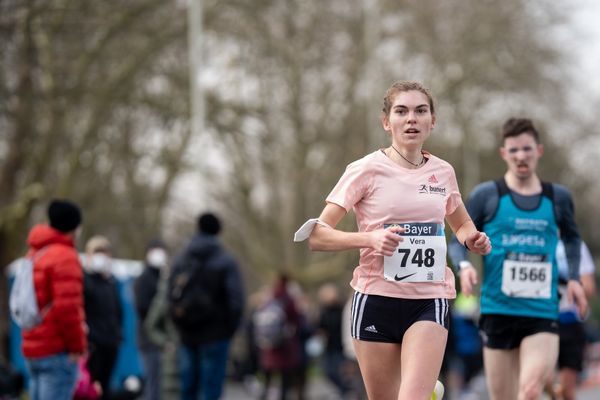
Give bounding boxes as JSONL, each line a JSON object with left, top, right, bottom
{"left": 445, "top": 165, "right": 463, "bottom": 215}
{"left": 326, "top": 160, "right": 372, "bottom": 212}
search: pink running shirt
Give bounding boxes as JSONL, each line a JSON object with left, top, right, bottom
{"left": 326, "top": 149, "right": 461, "bottom": 299}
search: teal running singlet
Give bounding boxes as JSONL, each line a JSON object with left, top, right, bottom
{"left": 480, "top": 179, "right": 559, "bottom": 319}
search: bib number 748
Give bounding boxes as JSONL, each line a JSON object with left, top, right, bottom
{"left": 383, "top": 223, "right": 447, "bottom": 283}
{"left": 383, "top": 235, "right": 446, "bottom": 283}
{"left": 396, "top": 248, "right": 435, "bottom": 268}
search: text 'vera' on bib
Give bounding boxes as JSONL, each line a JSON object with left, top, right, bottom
{"left": 383, "top": 222, "right": 446, "bottom": 283}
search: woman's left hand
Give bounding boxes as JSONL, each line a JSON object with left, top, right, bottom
{"left": 465, "top": 231, "right": 491, "bottom": 255}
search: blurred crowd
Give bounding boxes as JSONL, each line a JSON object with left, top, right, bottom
{"left": 2, "top": 202, "right": 368, "bottom": 400}
{"left": 1, "top": 199, "right": 598, "bottom": 400}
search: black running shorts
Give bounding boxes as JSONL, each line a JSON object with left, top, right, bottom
{"left": 479, "top": 314, "right": 558, "bottom": 349}
{"left": 558, "top": 322, "right": 586, "bottom": 371}
{"left": 350, "top": 291, "right": 449, "bottom": 343}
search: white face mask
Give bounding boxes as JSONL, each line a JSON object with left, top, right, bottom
{"left": 89, "top": 253, "right": 112, "bottom": 274}
{"left": 146, "top": 248, "right": 168, "bottom": 269}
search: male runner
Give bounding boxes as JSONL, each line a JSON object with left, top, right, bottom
{"left": 448, "top": 117, "right": 588, "bottom": 400}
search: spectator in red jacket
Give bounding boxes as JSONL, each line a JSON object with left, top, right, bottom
{"left": 22, "top": 199, "right": 87, "bottom": 400}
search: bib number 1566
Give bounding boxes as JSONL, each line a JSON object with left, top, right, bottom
{"left": 509, "top": 266, "right": 547, "bottom": 282}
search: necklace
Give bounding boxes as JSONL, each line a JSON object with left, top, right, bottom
{"left": 390, "top": 145, "right": 424, "bottom": 167}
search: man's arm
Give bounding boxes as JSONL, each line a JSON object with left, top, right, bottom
{"left": 448, "top": 181, "right": 498, "bottom": 296}
{"left": 448, "top": 181, "right": 498, "bottom": 268}
{"left": 554, "top": 184, "right": 582, "bottom": 281}
{"left": 554, "top": 184, "right": 588, "bottom": 318}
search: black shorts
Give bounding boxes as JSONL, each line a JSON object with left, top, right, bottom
{"left": 350, "top": 291, "right": 449, "bottom": 344}
{"left": 479, "top": 314, "right": 559, "bottom": 349}
{"left": 558, "top": 322, "right": 586, "bottom": 371}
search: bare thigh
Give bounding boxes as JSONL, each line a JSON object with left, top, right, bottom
{"left": 399, "top": 321, "right": 447, "bottom": 400}
{"left": 353, "top": 339, "right": 402, "bottom": 400}
{"left": 484, "top": 347, "right": 520, "bottom": 400}
{"left": 518, "top": 333, "right": 559, "bottom": 400}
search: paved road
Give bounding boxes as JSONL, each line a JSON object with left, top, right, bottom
{"left": 576, "top": 384, "right": 600, "bottom": 400}
{"left": 221, "top": 375, "right": 600, "bottom": 400}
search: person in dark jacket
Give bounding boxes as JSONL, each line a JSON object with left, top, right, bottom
{"left": 83, "top": 235, "right": 123, "bottom": 400}
{"left": 21, "top": 199, "right": 87, "bottom": 400}
{"left": 134, "top": 238, "right": 170, "bottom": 400}
{"left": 168, "top": 212, "right": 244, "bottom": 400}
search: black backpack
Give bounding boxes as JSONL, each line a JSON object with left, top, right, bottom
{"left": 168, "top": 253, "right": 221, "bottom": 329}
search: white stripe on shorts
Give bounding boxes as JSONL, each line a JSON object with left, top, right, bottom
{"left": 435, "top": 298, "right": 448, "bottom": 327}
{"left": 351, "top": 291, "right": 368, "bottom": 339}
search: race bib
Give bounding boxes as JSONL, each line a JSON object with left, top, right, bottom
{"left": 501, "top": 252, "right": 551, "bottom": 298}
{"left": 383, "top": 222, "right": 446, "bottom": 283}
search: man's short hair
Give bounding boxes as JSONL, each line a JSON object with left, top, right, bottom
{"left": 197, "top": 213, "right": 221, "bottom": 235}
{"left": 502, "top": 117, "right": 540, "bottom": 143}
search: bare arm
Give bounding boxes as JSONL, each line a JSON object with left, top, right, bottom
{"left": 581, "top": 274, "right": 596, "bottom": 299}
{"left": 446, "top": 203, "right": 491, "bottom": 296}
{"left": 446, "top": 204, "right": 491, "bottom": 256}
{"left": 308, "top": 203, "right": 404, "bottom": 256}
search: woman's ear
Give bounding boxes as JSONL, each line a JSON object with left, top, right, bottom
{"left": 381, "top": 114, "right": 390, "bottom": 131}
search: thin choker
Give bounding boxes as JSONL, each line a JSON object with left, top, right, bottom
{"left": 390, "top": 145, "right": 424, "bottom": 167}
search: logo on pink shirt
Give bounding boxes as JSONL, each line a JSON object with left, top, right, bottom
{"left": 419, "top": 182, "right": 447, "bottom": 196}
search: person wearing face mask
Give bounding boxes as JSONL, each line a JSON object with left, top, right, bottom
{"left": 83, "top": 235, "right": 123, "bottom": 400}
{"left": 133, "top": 239, "right": 170, "bottom": 400}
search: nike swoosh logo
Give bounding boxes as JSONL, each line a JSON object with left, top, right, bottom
{"left": 394, "top": 273, "right": 416, "bottom": 281}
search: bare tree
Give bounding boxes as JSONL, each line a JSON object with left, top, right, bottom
{"left": 193, "top": 0, "right": 593, "bottom": 290}
{"left": 0, "top": 0, "right": 191, "bottom": 351}
{"left": 2, "top": 0, "right": 597, "bottom": 354}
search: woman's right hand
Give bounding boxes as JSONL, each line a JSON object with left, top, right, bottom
{"left": 370, "top": 226, "right": 405, "bottom": 256}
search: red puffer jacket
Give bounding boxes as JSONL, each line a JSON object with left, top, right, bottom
{"left": 21, "top": 224, "right": 87, "bottom": 358}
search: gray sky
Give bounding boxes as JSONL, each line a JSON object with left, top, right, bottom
{"left": 571, "top": 0, "right": 600, "bottom": 94}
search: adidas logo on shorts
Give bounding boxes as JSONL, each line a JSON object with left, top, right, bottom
{"left": 365, "top": 325, "right": 378, "bottom": 333}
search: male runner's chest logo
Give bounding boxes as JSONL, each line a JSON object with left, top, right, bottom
{"left": 418, "top": 174, "right": 446, "bottom": 196}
